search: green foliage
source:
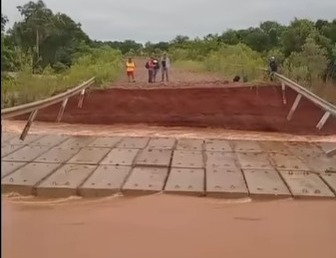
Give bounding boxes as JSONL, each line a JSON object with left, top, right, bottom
{"left": 66, "top": 47, "right": 122, "bottom": 86}
{"left": 283, "top": 37, "right": 329, "bottom": 87}
{"left": 2, "top": 1, "right": 336, "bottom": 106}
{"left": 1, "top": 47, "right": 122, "bottom": 107}
{"left": 4, "top": 0, "right": 90, "bottom": 73}
{"left": 204, "top": 44, "right": 265, "bottom": 81}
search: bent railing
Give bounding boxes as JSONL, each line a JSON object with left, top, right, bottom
{"left": 272, "top": 73, "right": 336, "bottom": 130}
{"left": 1, "top": 77, "right": 95, "bottom": 140}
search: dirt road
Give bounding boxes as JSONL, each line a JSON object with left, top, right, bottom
{"left": 11, "top": 58, "right": 335, "bottom": 135}
{"left": 15, "top": 85, "right": 336, "bottom": 135}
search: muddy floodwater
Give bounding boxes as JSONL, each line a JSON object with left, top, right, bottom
{"left": 2, "top": 195, "right": 336, "bottom": 258}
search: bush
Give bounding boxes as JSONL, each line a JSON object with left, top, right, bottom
{"left": 283, "top": 37, "right": 329, "bottom": 88}
{"left": 204, "top": 44, "right": 265, "bottom": 81}
{"left": 171, "top": 43, "right": 265, "bottom": 81}
{"left": 1, "top": 47, "right": 122, "bottom": 108}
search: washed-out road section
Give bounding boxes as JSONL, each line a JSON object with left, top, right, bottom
{"left": 2, "top": 132, "right": 336, "bottom": 199}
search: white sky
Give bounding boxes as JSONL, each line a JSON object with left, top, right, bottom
{"left": 2, "top": 0, "right": 336, "bottom": 42}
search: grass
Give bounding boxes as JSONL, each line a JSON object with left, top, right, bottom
{"left": 171, "top": 44, "right": 266, "bottom": 82}
{"left": 1, "top": 48, "right": 122, "bottom": 108}
{"left": 311, "top": 81, "right": 336, "bottom": 104}
{"left": 173, "top": 60, "right": 206, "bottom": 73}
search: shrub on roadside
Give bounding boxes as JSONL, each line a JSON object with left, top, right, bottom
{"left": 1, "top": 47, "right": 122, "bottom": 108}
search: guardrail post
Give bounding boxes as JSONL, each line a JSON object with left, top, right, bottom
{"left": 78, "top": 89, "right": 86, "bottom": 108}
{"left": 56, "top": 98, "right": 68, "bottom": 122}
{"left": 287, "top": 94, "right": 302, "bottom": 121}
{"left": 327, "top": 148, "right": 336, "bottom": 158}
{"left": 316, "top": 111, "right": 330, "bottom": 130}
{"left": 20, "top": 110, "right": 38, "bottom": 141}
{"left": 281, "top": 82, "right": 287, "bottom": 104}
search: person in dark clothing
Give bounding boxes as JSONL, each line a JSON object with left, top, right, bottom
{"left": 269, "top": 57, "right": 278, "bottom": 81}
{"left": 145, "top": 57, "right": 155, "bottom": 83}
{"left": 269, "top": 57, "right": 278, "bottom": 73}
{"left": 152, "top": 58, "right": 160, "bottom": 82}
{"left": 233, "top": 75, "right": 240, "bottom": 82}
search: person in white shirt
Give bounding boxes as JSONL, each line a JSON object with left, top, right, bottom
{"left": 160, "top": 53, "right": 170, "bottom": 82}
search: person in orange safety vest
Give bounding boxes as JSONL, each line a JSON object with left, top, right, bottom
{"left": 126, "top": 58, "right": 136, "bottom": 82}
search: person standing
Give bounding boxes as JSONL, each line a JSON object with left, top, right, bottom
{"left": 152, "top": 58, "right": 160, "bottom": 82}
{"left": 145, "top": 57, "right": 155, "bottom": 83}
{"left": 161, "top": 53, "right": 170, "bottom": 82}
{"left": 269, "top": 57, "right": 278, "bottom": 81}
{"left": 126, "top": 58, "right": 136, "bottom": 82}
{"left": 269, "top": 57, "right": 278, "bottom": 73}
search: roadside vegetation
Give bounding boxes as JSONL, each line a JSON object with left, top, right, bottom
{"left": 1, "top": 0, "right": 336, "bottom": 107}
{"left": 1, "top": 1, "right": 121, "bottom": 108}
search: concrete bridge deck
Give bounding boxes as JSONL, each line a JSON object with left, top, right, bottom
{"left": 1, "top": 132, "right": 336, "bottom": 199}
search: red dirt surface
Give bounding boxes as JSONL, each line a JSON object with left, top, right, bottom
{"left": 16, "top": 85, "right": 336, "bottom": 135}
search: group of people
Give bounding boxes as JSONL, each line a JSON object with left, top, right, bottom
{"left": 126, "top": 55, "right": 278, "bottom": 83}
{"left": 125, "top": 54, "right": 170, "bottom": 83}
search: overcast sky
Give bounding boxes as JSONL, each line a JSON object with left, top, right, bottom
{"left": 2, "top": 0, "right": 336, "bottom": 43}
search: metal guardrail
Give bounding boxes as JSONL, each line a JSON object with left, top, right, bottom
{"left": 1, "top": 77, "right": 95, "bottom": 140}
{"left": 270, "top": 72, "right": 336, "bottom": 130}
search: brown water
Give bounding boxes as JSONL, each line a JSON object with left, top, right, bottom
{"left": 3, "top": 120, "right": 336, "bottom": 142}
{"left": 2, "top": 195, "right": 336, "bottom": 258}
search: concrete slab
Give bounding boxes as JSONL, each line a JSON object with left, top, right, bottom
{"left": 172, "top": 150, "right": 204, "bottom": 168}
{"left": 2, "top": 163, "right": 60, "bottom": 195}
{"left": 321, "top": 173, "right": 336, "bottom": 194}
{"left": 35, "top": 146, "right": 80, "bottom": 163}
{"left": 176, "top": 138, "right": 203, "bottom": 151}
{"left": 243, "top": 169, "right": 290, "bottom": 198}
{"left": 205, "top": 139, "right": 232, "bottom": 152}
{"left": 206, "top": 167, "right": 248, "bottom": 198}
{"left": 317, "top": 142, "right": 336, "bottom": 153}
{"left": 231, "top": 140, "right": 263, "bottom": 153}
{"left": 79, "top": 165, "right": 131, "bottom": 197}
{"left": 303, "top": 156, "right": 336, "bottom": 172}
{"left": 2, "top": 132, "right": 18, "bottom": 144}
{"left": 57, "top": 136, "right": 95, "bottom": 148}
{"left": 147, "top": 137, "right": 176, "bottom": 149}
{"left": 205, "top": 151, "right": 238, "bottom": 169}
{"left": 286, "top": 142, "right": 324, "bottom": 159}
{"left": 68, "top": 147, "right": 110, "bottom": 165}
{"left": 116, "top": 137, "right": 149, "bottom": 149}
{"left": 236, "top": 152, "right": 273, "bottom": 169}
{"left": 1, "top": 144, "right": 25, "bottom": 158}
{"left": 88, "top": 136, "right": 122, "bottom": 148}
{"left": 2, "top": 145, "right": 50, "bottom": 162}
{"left": 122, "top": 167, "right": 168, "bottom": 195}
{"left": 280, "top": 171, "right": 335, "bottom": 199}
{"left": 1, "top": 161, "right": 27, "bottom": 178}
{"left": 259, "top": 141, "right": 289, "bottom": 154}
{"left": 36, "top": 164, "right": 97, "bottom": 198}
{"left": 100, "top": 148, "right": 139, "bottom": 166}
{"left": 7, "top": 134, "right": 43, "bottom": 146}
{"left": 269, "top": 153, "right": 309, "bottom": 170}
{"left": 316, "top": 142, "right": 336, "bottom": 157}
{"left": 135, "top": 149, "right": 172, "bottom": 167}
{"left": 165, "top": 168, "right": 205, "bottom": 196}
{"left": 29, "top": 134, "right": 68, "bottom": 147}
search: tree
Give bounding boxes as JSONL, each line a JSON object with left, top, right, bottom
{"left": 242, "top": 28, "right": 271, "bottom": 52}
{"left": 17, "top": 0, "right": 54, "bottom": 71}
{"left": 6, "top": 0, "right": 92, "bottom": 73}
{"left": 1, "top": 14, "right": 8, "bottom": 32}
{"left": 171, "top": 35, "right": 190, "bottom": 45}
{"left": 260, "top": 21, "right": 285, "bottom": 47}
{"left": 284, "top": 37, "right": 329, "bottom": 86}
{"left": 281, "top": 18, "right": 316, "bottom": 56}
{"left": 220, "top": 30, "right": 240, "bottom": 45}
